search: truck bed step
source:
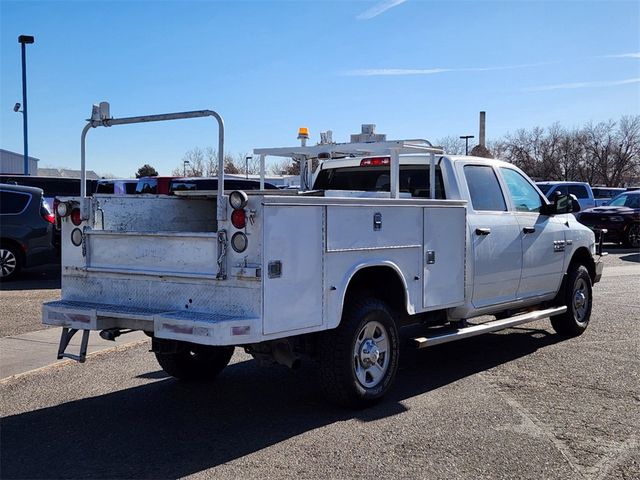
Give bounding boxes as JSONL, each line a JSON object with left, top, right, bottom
{"left": 412, "top": 306, "right": 567, "bottom": 349}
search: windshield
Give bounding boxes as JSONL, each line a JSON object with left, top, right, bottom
{"left": 314, "top": 165, "right": 446, "bottom": 198}
{"left": 136, "top": 178, "right": 158, "bottom": 194}
{"left": 609, "top": 193, "right": 640, "bottom": 208}
{"left": 536, "top": 183, "right": 552, "bottom": 195}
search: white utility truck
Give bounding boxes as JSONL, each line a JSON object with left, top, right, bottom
{"left": 43, "top": 106, "right": 604, "bottom": 407}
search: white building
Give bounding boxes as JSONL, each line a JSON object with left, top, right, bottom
{"left": 0, "top": 148, "right": 39, "bottom": 175}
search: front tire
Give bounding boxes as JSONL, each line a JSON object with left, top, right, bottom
{"left": 318, "top": 297, "right": 400, "bottom": 408}
{"left": 550, "top": 264, "right": 593, "bottom": 337}
{"left": 155, "top": 342, "right": 234, "bottom": 381}
{"left": 624, "top": 224, "right": 640, "bottom": 249}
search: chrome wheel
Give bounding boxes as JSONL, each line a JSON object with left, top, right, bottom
{"left": 573, "top": 278, "right": 589, "bottom": 324}
{"left": 628, "top": 224, "right": 640, "bottom": 249}
{"left": 353, "top": 320, "right": 389, "bottom": 388}
{"left": 0, "top": 248, "right": 17, "bottom": 278}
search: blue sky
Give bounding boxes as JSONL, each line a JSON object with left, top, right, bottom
{"left": 1, "top": 0, "right": 639, "bottom": 177}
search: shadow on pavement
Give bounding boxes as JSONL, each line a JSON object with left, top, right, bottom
{"left": 1, "top": 327, "right": 562, "bottom": 479}
{"left": 0, "top": 264, "right": 61, "bottom": 291}
{"left": 619, "top": 253, "right": 639, "bottom": 263}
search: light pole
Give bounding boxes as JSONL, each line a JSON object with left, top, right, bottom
{"left": 183, "top": 159, "right": 190, "bottom": 176}
{"left": 245, "top": 156, "right": 252, "bottom": 179}
{"left": 459, "top": 135, "right": 474, "bottom": 155}
{"left": 18, "top": 35, "right": 34, "bottom": 175}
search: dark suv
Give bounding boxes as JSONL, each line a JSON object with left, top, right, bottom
{"left": 0, "top": 184, "right": 57, "bottom": 280}
{"left": 576, "top": 190, "right": 640, "bottom": 248}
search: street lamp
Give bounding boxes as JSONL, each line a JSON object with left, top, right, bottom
{"left": 18, "top": 35, "right": 34, "bottom": 175}
{"left": 459, "top": 135, "right": 474, "bottom": 155}
{"left": 183, "top": 159, "right": 190, "bottom": 176}
{"left": 245, "top": 156, "right": 252, "bottom": 179}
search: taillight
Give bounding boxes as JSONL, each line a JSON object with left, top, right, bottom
{"left": 41, "top": 200, "right": 55, "bottom": 224}
{"left": 360, "top": 157, "right": 390, "bottom": 167}
{"left": 71, "top": 208, "right": 82, "bottom": 226}
{"left": 231, "top": 209, "right": 246, "bottom": 229}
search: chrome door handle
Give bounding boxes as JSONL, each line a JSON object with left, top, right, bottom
{"left": 475, "top": 227, "right": 491, "bottom": 236}
{"left": 523, "top": 227, "right": 536, "bottom": 234}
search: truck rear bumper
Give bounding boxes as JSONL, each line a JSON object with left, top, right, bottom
{"left": 42, "top": 300, "right": 260, "bottom": 346}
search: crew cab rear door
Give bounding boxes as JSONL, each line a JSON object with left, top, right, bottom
{"left": 461, "top": 164, "right": 523, "bottom": 308}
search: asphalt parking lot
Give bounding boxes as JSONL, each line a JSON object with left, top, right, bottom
{"left": 0, "top": 248, "right": 638, "bottom": 480}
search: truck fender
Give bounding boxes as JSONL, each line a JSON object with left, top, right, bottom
{"left": 329, "top": 260, "right": 413, "bottom": 330}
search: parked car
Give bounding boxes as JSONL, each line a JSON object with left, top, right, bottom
{"left": 134, "top": 176, "right": 178, "bottom": 195}
{"left": 0, "top": 184, "right": 57, "bottom": 280}
{"left": 169, "top": 177, "right": 278, "bottom": 193}
{"left": 591, "top": 187, "right": 626, "bottom": 206}
{"left": 0, "top": 175, "right": 97, "bottom": 211}
{"left": 95, "top": 179, "right": 138, "bottom": 195}
{"left": 536, "top": 181, "right": 598, "bottom": 209}
{"left": 576, "top": 190, "right": 640, "bottom": 248}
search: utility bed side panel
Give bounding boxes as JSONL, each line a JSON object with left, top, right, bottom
{"left": 262, "top": 205, "right": 324, "bottom": 335}
{"left": 326, "top": 206, "right": 422, "bottom": 251}
{"left": 422, "top": 206, "right": 466, "bottom": 309}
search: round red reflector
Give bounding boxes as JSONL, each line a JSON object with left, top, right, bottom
{"left": 231, "top": 209, "right": 246, "bottom": 229}
{"left": 70, "top": 208, "right": 82, "bottom": 226}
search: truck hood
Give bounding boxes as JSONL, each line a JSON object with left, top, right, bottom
{"left": 580, "top": 206, "right": 639, "bottom": 215}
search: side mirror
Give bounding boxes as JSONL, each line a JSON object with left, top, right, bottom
{"left": 541, "top": 192, "right": 573, "bottom": 215}
{"left": 570, "top": 195, "right": 581, "bottom": 213}
{"left": 552, "top": 192, "right": 578, "bottom": 214}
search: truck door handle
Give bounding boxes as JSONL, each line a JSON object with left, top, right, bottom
{"left": 475, "top": 228, "right": 491, "bottom": 236}
{"left": 523, "top": 227, "right": 536, "bottom": 234}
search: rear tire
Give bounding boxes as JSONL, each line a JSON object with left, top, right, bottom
{"left": 318, "top": 297, "right": 400, "bottom": 408}
{"left": 550, "top": 264, "right": 592, "bottom": 337}
{"left": 0, "top": 244, "right": 22, "bottom": 281}
{"left": 155, "top": 343, "right": 234, "bottom": 381}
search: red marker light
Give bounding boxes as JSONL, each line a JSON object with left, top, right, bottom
{"left": 360, "top": 157, "right": 391, "bottom": 167}
{"left": 231, "top": 209, "right": 246, "bottom": 229}
{"left": 71, "top": 208, "right": 82, "bottom": 226}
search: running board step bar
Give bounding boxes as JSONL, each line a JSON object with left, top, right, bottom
{"left": 412, "top": 306, "right": 567, "bottom": 349}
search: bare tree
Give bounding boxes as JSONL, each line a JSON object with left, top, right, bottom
{"left": 269, "top": 159, "right": 299, "bottom": 175}
{"left": 172, "top": 148, "right": 205, "bottom": 176}
{"left": 436, "top": 136, "right": 465, "bottom": 155}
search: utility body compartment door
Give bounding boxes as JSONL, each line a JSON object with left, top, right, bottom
{"left": 262, "top": 205, "right": 324, "bottom": 335}
{"left": 422, "top": 206, "right": 466, "bottom": 309}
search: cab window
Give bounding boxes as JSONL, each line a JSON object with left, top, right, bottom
{"left": 500, "top": 168, "right": 543, "bottom": 213}
{"left": 136, "top": 178, "right": 158, "bottom": 194}
{"left": 568, "top": 185, "right": 589, "bottom": 199}
{"left": 314, "top": 165, "right": 446, "bottom": 199}
{"left": 463, "top": 165, "right": 506, "bottom": 211}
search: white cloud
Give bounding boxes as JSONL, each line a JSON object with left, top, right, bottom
{"left": 342, "top": 68, "right": 451, "bottom": 76}
{"left": 357, "top": 0, "right": 407, "bottom": 20}
{"left": 341, "top": 62, "right": 556, "bottom": 77}
{"left": 524, "top": 78, "right": 640, "bottom": 92}
{"left": 600, "top": 52, "right": 640, "bottom": 59}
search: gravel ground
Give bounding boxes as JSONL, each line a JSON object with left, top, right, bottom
{"left": 0, "top": 250, "right": 638, "bottom": 479}
{"left": 0, "top": 264, "right": 60, "bottom": 337}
